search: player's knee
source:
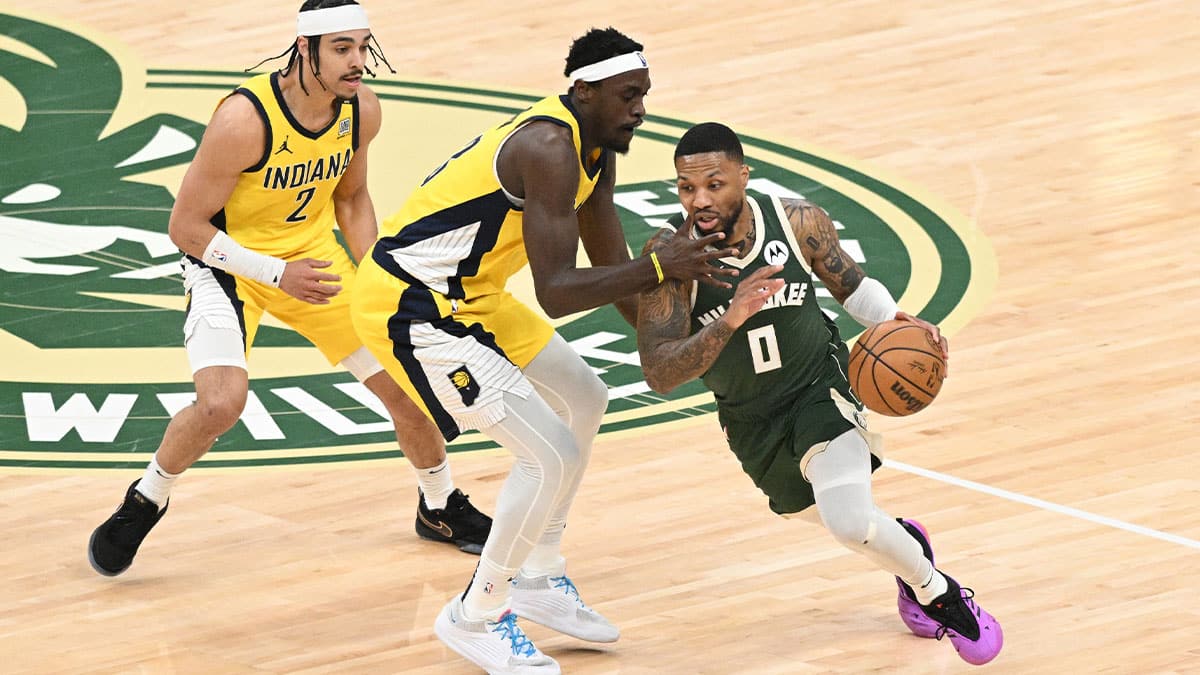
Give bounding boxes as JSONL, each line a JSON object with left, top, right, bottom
{"left": 818, "top": 501, "right": 874, "bottom": 549}
{"left": 573, "top": 370, "right": 609, "bottom": 433}
{"left": 193, "top": 391, "right": 246, "bottom": 434}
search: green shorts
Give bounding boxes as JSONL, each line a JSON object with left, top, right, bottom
{"left": 717, "top": 366, "right": 881, "bottom": 515}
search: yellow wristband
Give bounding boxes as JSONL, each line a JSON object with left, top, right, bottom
{"left": 649, "top": 251, "right": 665, "bottom": 284}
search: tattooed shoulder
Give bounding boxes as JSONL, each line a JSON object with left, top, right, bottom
{"left": 780, "top": 198, "right": 834, "bottom": 255}
{"left": 641, "top": 227, "right": 676, "bottom": 255}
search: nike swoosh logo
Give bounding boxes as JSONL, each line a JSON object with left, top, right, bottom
{"left": 418, "top": 511, "right": 454, "bottom": 539}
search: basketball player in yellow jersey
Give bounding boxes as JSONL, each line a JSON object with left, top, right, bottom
{"left": 352, "top": 27, "right": 738, "bottom": 673}
{"left": 87, "top": 1, "right": 491, "bottom": 579}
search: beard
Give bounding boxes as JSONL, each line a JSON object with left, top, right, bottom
{"left": 698, "top": 199, "right": 744, "bottom": 237}
{"left": 691, "top": 198, "right": 745, "bottom": 250}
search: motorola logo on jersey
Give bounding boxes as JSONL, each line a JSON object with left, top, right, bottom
{"left": 0, "top": 11, "right": 995, "bottom": 471}
{"left": 763, "top": 240, "right": 790, "bottom": 266}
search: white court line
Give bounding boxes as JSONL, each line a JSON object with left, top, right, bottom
{"left": 885, "top": 459, "right": 1200, "bottom": 551}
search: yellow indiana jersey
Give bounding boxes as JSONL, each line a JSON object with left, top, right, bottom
{"left": 371, "top": 94, "right": 605, "bottom": 308}
{"left": 216, "top": 72, "right": 358, "bottom": 258}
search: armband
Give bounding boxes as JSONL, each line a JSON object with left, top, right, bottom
{"left": 202, "top": 231, "right": 287, "bottom": 287}
{"left": 649, "top": 251, "right": 665, "bottom": 284}
{"left": 842, "top": 277, "right": 898, "bottom": 327}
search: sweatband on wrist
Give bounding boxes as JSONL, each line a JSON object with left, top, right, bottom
{"left": 567, "top": 51, "right": 649, "bottom": 83}
{"left": 297, "top": 5, "right": 370, "bottom": 37}
{"left": 202, "top": 231, "right": 287, "bottom": 287}
{"left": 843, "top": 277, "right": 898, "bottom": 327}
{"left": 649, "top": 251, "right": 665, "bottom": 284}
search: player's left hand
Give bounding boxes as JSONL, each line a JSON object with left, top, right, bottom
{"left": 895, "top": 311, "right": 949, "bottom": 376}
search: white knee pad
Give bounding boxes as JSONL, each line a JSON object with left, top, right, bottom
{"left": 340, "top": 345, "right": 385, "bottom": 382}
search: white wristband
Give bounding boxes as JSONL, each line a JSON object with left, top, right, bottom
{"left": 202, "top": 231, "right": 287, "bottom": 287}
{"left": 843, "top": 277, "right": 899, "bottom": 327}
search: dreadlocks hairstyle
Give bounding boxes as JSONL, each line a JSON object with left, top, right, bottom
{"left": 563, "top": 27, "right": 644, "bottom": 81}
{"left": 247, "top": 0, "right": 395, "bottom": 96}
{"left": 674, "top": 122, "right": 745, "bottom": 163}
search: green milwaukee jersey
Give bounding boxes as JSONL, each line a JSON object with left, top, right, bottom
{"left": 680, "top": 194, "right": 848, "bottom": 419}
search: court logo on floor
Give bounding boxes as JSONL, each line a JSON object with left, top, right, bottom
{"left": 0, "top": 12, "right": 995, "bottom": 470}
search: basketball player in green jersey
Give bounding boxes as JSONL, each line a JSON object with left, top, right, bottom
{"left": 636, "top": 123, "right": 1003, "bottom": 666}
{"left": 352, "top": 28, "right": 737, "bottom": 674}
{"left": 87, "top": 0, "right": 491, "bottom": 578}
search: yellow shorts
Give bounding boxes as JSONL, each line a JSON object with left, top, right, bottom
{"left": 183, "top": 234, "right": 363, "bottom": 366}
{"left": 351, "top": 253, "right": 555, "bottom": 440}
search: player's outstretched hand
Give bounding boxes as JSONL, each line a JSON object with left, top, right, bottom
{"left": 653, "top": 218, "right": 741, "bottom": 288}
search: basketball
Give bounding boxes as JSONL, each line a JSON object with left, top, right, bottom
{"left": 848, "top": 319, "right": 946, "bottom": 416}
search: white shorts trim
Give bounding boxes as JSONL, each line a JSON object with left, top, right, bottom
{"left": 798, "top": 388, "right": 883, "bottom": 480}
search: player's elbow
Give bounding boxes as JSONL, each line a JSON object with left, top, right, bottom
{"left": 534, "top": 286, "right": 574, "bottom": 319}
{"left": 166, "top": 215, "right": 189, "bottom": 251}
{"left": 539, "top": 297, "right": 571, "bottom": 319}
{"left": 642, "top": 366, "right": 678, "bottom": 395}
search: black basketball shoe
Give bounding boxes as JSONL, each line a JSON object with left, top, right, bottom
{"left": 88, "top": 480, "right": 168, "bottom": 576}
{"left": 416, "top": 489, "right": 491, "bottom": 555}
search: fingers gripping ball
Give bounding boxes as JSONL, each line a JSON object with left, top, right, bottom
{"left": 848, "top": 320, "right": 946, "bottom": 416}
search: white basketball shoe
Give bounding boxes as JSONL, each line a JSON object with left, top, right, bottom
{"left": 434, "top": 596, "right": 560, "bottom": 674}
{"left": 510, "top": 570, "right": 620, "bottom": 643}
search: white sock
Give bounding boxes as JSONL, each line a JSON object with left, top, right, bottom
{"left": 135, "top": 456, "right": 179, "bottom": 509}
{"left": 416, "top": 459, "right": 454, "bottom": 510}
{"left": 914, "top": 568, "right": 950, "bottom": 605}
{"left": 462, "top": 556, "right": 516, "bottom": 621}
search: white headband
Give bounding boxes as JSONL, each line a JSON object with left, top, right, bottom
{"left": 567, "top": 51, "right": 648, "bottom": 83}
{"left": 296, "top": 5, "right": 370, "bottom": 37}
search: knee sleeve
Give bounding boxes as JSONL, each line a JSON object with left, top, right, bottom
{"left": 818, "top": 491, "right": 877, "bottom": 547}
{"left": 806, "top": 429, "right": 877, "bottom": 547}
{"left": 805, "top": 429, "right": 930, "bottom": 581}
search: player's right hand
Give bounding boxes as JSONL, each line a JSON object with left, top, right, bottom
{"left": 279, "top": 258, "right": 342, "bottom": 304}
{"left": 654, "top": 218, "right": 741, "bottom": 288}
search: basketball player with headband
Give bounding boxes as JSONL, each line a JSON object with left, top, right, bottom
{"left": 88, "top": 0, "right": 492, "bottom": 580}
{"left": 351, "top": 27, "right": 737, "bottom": 673}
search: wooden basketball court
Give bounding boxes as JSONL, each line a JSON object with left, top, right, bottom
{"left": 2, "top": 1, "right": 1198, "bottom": 672}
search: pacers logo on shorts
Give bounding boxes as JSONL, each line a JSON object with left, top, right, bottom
{"left": 448, "top": 366, "right": 480, "bottom": 406}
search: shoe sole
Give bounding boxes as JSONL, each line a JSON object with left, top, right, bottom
{"left": 515, "top": 608, "right": 620, "bottom": 643}
{"left": 87, "top": 527, "right": 129, "bottom": 577}
{"left": 433, "top": 607, "right": 560, "bottom": 675}
{"left": 417, "top": 531, "right": 484, "bottom": 555}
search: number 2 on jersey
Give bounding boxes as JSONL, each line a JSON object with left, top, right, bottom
{"left": 286, "top": 187, "right": 316, "bottom": 223}
{"left": 747, "top": 325, "right": 782, "bottom": 374}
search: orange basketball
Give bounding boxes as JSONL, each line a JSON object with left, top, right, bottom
{"left": 848, "top": 319, "right": 946, "bottom": 416}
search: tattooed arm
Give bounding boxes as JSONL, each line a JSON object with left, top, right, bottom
{"left": 638, "top": 230, "right": 784, "bottom": 393}
{"left": 785, "top": 198, "right": 950, "bottom": 364}
{"left": 782, "top": 198, "right": 866, "bottom": 303}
